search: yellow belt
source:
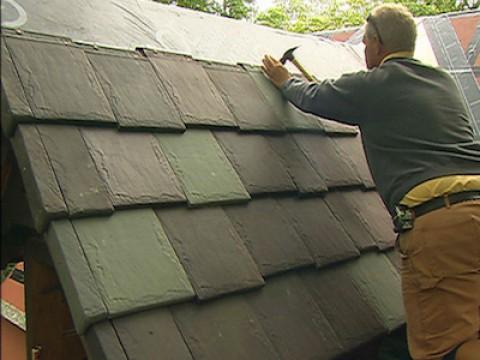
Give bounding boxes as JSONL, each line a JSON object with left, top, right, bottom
{"left": 400, "top": 175, "right": 480, "bottom": 207}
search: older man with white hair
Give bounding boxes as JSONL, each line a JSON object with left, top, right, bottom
{"left": 262, "top": 4, "right": 480, "bottom": 360}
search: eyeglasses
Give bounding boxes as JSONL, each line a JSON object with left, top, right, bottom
{"left": 366, "top": 14, "right": 383, "bottom": 44}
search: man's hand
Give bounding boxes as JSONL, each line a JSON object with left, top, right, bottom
{"left": 262, "top": 55, "right": 291, "bottom": 88}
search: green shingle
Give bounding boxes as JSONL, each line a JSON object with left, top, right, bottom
{"left": 72, "top": 209, "right": 195, "bottom": 316}
{"left": 46, "top": 220, "right": 108, "bottom": 334}
{"left": 156, "top": 130, "right": 250, "bottom": 206}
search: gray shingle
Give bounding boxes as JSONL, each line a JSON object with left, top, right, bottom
{"left": 87, "top": 50, "right": 185, "bottom": 130}
{"left": 172, "top": 296, "right": 279, "bottom": 360}
{"left": 82, "top": 128, "right": 186, "bottom": 207}
{"left": 148, "top": 52, "right": 236, "bottom": 127}
{"left": 205, "top": 64, "right": 284, "bottom": 131}
{"left": 5, "top": 36, "right": 115, "bottom": 124}
{"left": 214, "top": 131, "right": 296, "bottom": 194}
{"left": 113, "top": 308, "right": 193, "bottom": 360}
{"left": 292, "top": 133, "right": 363, "bottom": 188}
{"left": 224, "top": 198, "right": 313, "bottom": 276}
{"left": 37, "top": 124, "right": 114, "bottom": 216}
{"left": 246, "top": 273, "right": 343, "bottom": 359}
{"left": 278, "top": 197, "right": 360, "bottom": 267}
{"left": 12, "top": 124, "right": 67, "bottom": 232}
{"left": 156, "top": 206, "right": 264, "bottom": 300}
{"left": 84, "top": 321, "right": 128, "bottom": 360}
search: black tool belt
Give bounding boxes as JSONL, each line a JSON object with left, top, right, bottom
{"left": 393, "top": 190, "right": 480, "bottom": 233}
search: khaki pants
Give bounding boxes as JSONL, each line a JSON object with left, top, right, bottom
{"left": 398, "top": 199, "right": 480, "bottom": 360}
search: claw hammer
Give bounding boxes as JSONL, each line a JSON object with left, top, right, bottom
{"left": 280, "top": 46, "right": 317, "bottom": 82}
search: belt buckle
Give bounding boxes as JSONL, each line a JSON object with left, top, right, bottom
{"left": 393, "top": 205, "right": 415, "bottom": 233}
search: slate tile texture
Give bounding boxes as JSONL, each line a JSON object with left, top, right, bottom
{"left": 324, "top": 190, "right": 378, "bottom": 250}
{"left": 156, "top": 206, "right": 264, "bottom": 300}
{"left": 82, "top": 128, "right": 186, "bottom": 207}
{"left": 267, "top": 134, "right": 328, "bottom": 193}
{"left": 214, "top": 131, "right": 296, "bottom": 194}
{"left": 246, "top": 273, "right": 344, "bottom": 359}
{"left": 46, "top": 220, "right": 108, "bottom": 334}
{"left": 36, "top": 125, "right": 114, "bottom": 217}
{"left": 172, "top": 296, "right": 280, "bottom": 360}
{"left": 72, "top": 209, "right": 195, "bottom": 316}
{"left": 4, "top": 36, "right": 115, "bottom": 124}
{"left": 12, "top": 124, "right": 67, "bottom": 232}
{"left": 205, "top": 64, "right": 285, "bottom": 131}
{"left": 86, "top": 50, "right": 185, "bottom": 130}
{"left": 113, "top": 308, "right": 193, "bottom": 360}
{"left": 278, "top": 197, "right": 360, "bottom": 266}
{"left": 224, "top": 198, "right": 314, "bottom": 276}
{"left": 302, "top": 265, "right": 386, "bottom": 351}
{"left": 156, "top": 130, "right": 250, "bottom": 206}
{"left": 2, "top": 29, "right": 406, "bottom": 360}
{"left": 147, "top": 52, "right": 236, "bottom": 127}
{"left": 292, "top": 133, "right": 363, "bottom": 188}
{"left": 1, "top": 38, "right": 34, "bottom": 135}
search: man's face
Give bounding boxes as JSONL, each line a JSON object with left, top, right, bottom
{"left": 363, "top": 33, "right": 382, "bottom": 70}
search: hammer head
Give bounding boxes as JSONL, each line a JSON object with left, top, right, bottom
{"left": 280, "top": 46, "right": 299, "bottom": 64}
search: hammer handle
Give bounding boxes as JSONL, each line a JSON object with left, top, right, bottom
{"left": 291, "top": 58, "right": 316, "bottom": 82}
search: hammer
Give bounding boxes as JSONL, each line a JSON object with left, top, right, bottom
{"left": 280, "top": 46, "right": 317, "bottom": 82}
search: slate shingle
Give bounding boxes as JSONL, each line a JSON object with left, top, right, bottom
{"left": 45, "top": 220, "right": 108, "bottom": 334}
{"left": 324, "top": 191, "right": 378, "bottom": 250}
{"left": 86, "top": 50, "right": 185, "bottom": 130}
{"left": 246, "top": 273, "right": 343, "bottom": 359}
{"left": 1, "top": 37, "right": 34, "bottom": 135}
{"left": 301, "top": 265, "right": 386, "bottom": 352}
{"left": 172, "top": 296, "right": 279, "bottom": 360}
{"left": 4, "top": 36, "right": 115, "bottom": 124}
{"left": 292, "top": 133, "right": 363, "bottom": 188}
{"left": 214, "top": 131, "right": 296, "bottom": 194}
{"left": 72, "top": 209, "right": 195, "bottom": 316}
{"left": 278, "top": 197, "right": 360, "bottom": 267}
{"left": 224, "top": 198, "right": 313, "bottom": 276}
{"left": 156, "top": 130, "right": 250, "bottom": 206}
{"left": 36, "top": 124, "right": 114, "bottom": 217}
{"left": 244, "top": 66, "right": 323, "bottom": 132}
{"left": 147, "top": 52, "right": 236, "bottom": 127}
{"left": 12, "top": 124, "right": 67, "bottom": 232}
{"left": 325, "top": 190, "right": 393, "bottom": 250}
{"left": 319, "top": 118, "right": 358, "bottom": 135}
{"left": 113, "top": 308, "right": 193, "bottom": 360}
{"left": 345, "top": 190, "right": 396, "bottom": 250}
{"left": 205, "top": 64, "right": 284, "bottom": 131}
{"left": 331, "top": 135, "right": 375, "bottom": 188}
{"left": 82, "top": 128, "right": 186, "bottom": 207}
{"left": 344, "top": 252, "right": 404, "bottom": 332}
{"left": 156, "top": 206, "right": 264, "bottom": 300}
{"left": 84, "top": 321, "right": 128, "bottom": 360}
{"left": 267, "top": 134, "right": 328, "bottom": 193}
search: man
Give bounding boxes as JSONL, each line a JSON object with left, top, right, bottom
{"left": 262, "top": 4, "right": 480, "bottom": 360}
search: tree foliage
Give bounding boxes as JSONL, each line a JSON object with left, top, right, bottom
{"left": 154, "top": 0, "right": 254, "bottom": 19}
{"left": 255, "top": 0, "right": 479, "bottom": 33}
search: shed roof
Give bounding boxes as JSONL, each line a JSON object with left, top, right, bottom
{"left": 1, "top": 1, "right": 404, "bottom": 359}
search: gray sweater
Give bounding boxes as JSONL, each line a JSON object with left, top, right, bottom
{"left": 281, "top": 57, "right": 480, "bottom": 215}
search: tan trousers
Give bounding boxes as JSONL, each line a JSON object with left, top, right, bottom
{"left": 398, "top": 199, "right": 480, "bottom": 360}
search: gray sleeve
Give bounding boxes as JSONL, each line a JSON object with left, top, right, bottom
{"left": 280, "top": 72, "right": 369, "bottom": 125}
